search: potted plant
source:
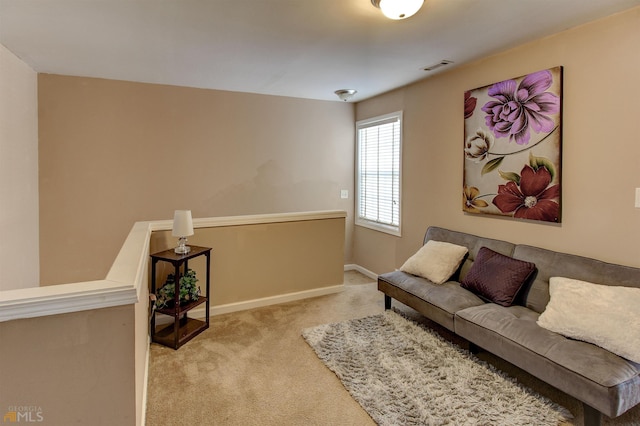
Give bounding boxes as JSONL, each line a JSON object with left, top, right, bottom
{"left": 155, "top": 269, "right": 200, "bottom": 309}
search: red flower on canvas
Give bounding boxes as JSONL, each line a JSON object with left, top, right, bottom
{"left": 464, "top": 91, "right": 477, "bottom": 119}
{"left": 492, "top": 165, "right": 560, "bottom": 222}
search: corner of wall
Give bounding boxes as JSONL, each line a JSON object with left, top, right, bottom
{"left": 0, "top": 44, "right": 39, "bottom": 290}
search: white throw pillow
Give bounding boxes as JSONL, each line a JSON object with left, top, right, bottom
{"left": 537, "top": 277, "right": 640, "bottom": 363}
{"left": 400, "top": 240, "right": 468, "bottom": 285}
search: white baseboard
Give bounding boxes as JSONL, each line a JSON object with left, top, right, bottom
{"left": 154, "top": 264, "right": 375, "bottom": 324}
{"left": 211, "top": 284, "right": 345, "bottom": 316}
{"left": 155, "top": 284, "right": 344, "bottom": 324}
{"left": 344, "top": 264, "right": 378, "bottom": 280}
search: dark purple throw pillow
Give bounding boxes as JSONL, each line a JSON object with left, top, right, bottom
{"left": 460, "top": 247, "right": 536, "bottom": 307}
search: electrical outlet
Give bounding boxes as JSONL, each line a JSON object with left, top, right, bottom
{"left": 636, "top": 188, "right": 640, "bottom": 208}
{"left": 341, "top": 190, "right": 349, "bottom": 199}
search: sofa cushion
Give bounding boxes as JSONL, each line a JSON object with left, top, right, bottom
{"left": 537, "top": 277, "right": 640, "bottom": 363}
{"left": 455, "top": 303, "right": 640, "bottom": 388}
{"left": 400, "top": 240, "right": 468, "bottom": 285}
{"left": 378, "top": 270, "right": 484, "bottom": 331}
{"left": 455, "top": 303, "right": 640, "bottom": 417}
{"left": 460, "top": 247, "right": 536, "bottom": 306}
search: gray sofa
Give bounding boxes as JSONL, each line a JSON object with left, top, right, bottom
{"left": 378, "top": 226, "right": 640, "bottom": 426}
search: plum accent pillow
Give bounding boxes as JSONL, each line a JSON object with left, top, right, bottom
{"left": 537, "top": 277, "right": 640, "bottom": 363}
{"left": 460, "top": 247, "right": 536, "bottom": 306}
{"left": 399, "top": 240, "right": 468, "bottom": 285}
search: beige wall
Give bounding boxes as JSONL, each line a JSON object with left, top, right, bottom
{"left": 38, "top": 76, "right": 355, "bottom": 285}
{"left": 0, "top": 44, "right": 39, "bottom": 290}
{"left": 150, "top": 217, "right": 345, "bottom": 307}
{"left": 354, "top": 7, "right": 640, "bottom": 273}
{"left": 0, "top": 305, "right": 136, "bottom": 425}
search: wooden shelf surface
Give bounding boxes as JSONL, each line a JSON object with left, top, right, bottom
{"left": 153, "top": 317, "right": 208, "bottom": 349}
{"left": 155, "top": 296, "right": 208, "bottom": 317}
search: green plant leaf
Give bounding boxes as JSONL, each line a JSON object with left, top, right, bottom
{"left": 529, "top": 152, "right": 556, "bottom": 181}
{"left": 498, "top": 170, "right": 520, "bottom": 185}
{"left": 481, "top": 156, "right": 504, "bottom": 175}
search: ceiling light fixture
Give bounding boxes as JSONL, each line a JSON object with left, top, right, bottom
{"left": 334, "top": 89, "right": 357, "bottom": 102}
{"left": 371, "top": 0, "right": 424, "bottom": 20}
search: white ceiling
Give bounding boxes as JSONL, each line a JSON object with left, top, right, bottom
{"left": 1, "top": 0, "right": 638, "bottom": 102}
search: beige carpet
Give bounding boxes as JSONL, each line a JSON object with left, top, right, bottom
{"left": 145, "top": 271, "right": 640, "bottom": 426}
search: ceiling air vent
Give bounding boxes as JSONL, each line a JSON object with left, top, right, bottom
{"left": 422, "top": 60, "right": 454, "bottom": 72}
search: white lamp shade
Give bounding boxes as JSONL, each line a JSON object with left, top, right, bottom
{"left": 172, "top": 210, "right": 194, "bottom": 237}
{"left": 378, "top": 0, "right": 424, "bottom": 20}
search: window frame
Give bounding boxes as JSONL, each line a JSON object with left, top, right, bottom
{"left": 355, "top": 111, "right": 403, "bottom": 237}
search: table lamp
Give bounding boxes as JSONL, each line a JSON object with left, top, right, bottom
{"left": 172, "top": 210, "right": 194, "bottom": 254}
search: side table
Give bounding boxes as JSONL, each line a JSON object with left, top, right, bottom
{"left": 150, "top": 246, "right": 211, "bottom": 349}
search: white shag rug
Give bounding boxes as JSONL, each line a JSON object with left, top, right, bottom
{"left": 302, "top": 310, "right": 572, "bottom": 426}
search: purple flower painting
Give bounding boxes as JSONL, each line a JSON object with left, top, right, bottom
{"left": 463, "top": 67, "right": 562, "bottom": 223}
{"left": 481, "top": 70, "right": 560, "bottom": 145}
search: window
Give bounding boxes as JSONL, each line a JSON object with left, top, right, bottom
{"left": 356, "top": 111, "right": 402, "bottom": 236}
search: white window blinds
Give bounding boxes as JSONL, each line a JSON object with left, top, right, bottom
{"left": 356, "top": 112, "right": 402, "bottom": 236}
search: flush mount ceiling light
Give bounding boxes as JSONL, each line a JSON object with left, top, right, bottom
{"left": 334, "top": 89, "right": 357, "bottom": 102}
{"left": 371, "top": 0, "right": 424, "bottom": 20}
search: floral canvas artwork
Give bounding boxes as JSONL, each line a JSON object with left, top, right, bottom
{"left": 463, "top": 67, "right": 562, "bottom": 223}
